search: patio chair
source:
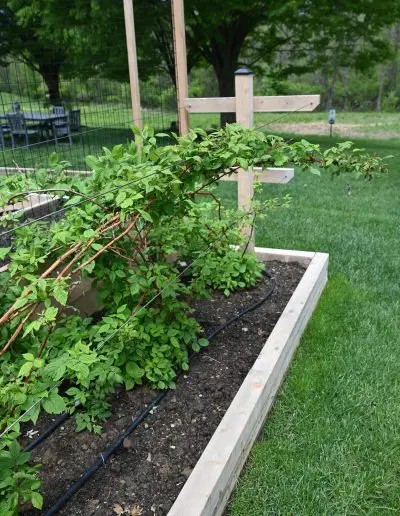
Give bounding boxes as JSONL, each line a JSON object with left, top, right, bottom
{"left": 51, "top": 109, "right": 83, "bottom": 146}
{"left": 50, "top": 105, "right": 66, "bottom": 129}
{"left": 51, "top": 115, "right": 72, "bottom": 146}
{"left": 69, "top": 109, "right": 83, "bottom": 143}
{"left": 0, "top": 123, "right": 10, "bottom": 148}
{"left": 6, "top": 113, "right": 41, "bottom": 148}
{"left": 51, "top": 106, "right": 65, "bottom": 115}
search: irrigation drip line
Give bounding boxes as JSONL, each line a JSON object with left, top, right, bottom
{"left": 44, "top": 266, "right": 276, "bottom": 515}
{"left": 23, "top": 412, "right": 69, "bottom": 453}
{"left": 207, "top": 268, "right": 275, "bottom": 340}
{"left": 44, "top": 390, "right": 168, "bottom": 516}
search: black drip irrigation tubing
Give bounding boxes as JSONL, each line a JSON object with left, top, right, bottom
{"left": 23, "top": 412, "right": 70, "bottom": 453}
{"left": 31, "top": 266, "right": 275, "bottom": 515}
{"left": 207, "top": 268, "right": 275, "bottom": 340}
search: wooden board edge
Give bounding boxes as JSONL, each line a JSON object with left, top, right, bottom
{"left": 184, "top": 97, "right": 236, "bottom": 113}
{"left": 168, "top": 251, "right": 328, "bottom": 516}
{"left": 220, "top": 167, "right": 294, "bottom": 185}
{"left": 255, "top": 247, "right": 315, "bottom": 267}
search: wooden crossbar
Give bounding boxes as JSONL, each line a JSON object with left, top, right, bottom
{"left": 185, "top": 95, "right": 320, "bottom": 114}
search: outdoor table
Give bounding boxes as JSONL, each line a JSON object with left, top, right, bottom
{"left": 0, "top": 112, "right": 66, "bottom": 123}
{"left": 0, "top": 111, "right": 68, "bottom": 142}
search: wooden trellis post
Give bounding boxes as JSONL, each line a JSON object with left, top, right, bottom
{"left": 171, "top": 0, "right": 190, "bottom": 135}
{"left": 123, "top": 0, "right": 142, "bottom": 131}
{"left": 170, "top": 1, "right": 320, "bottom": 250}
{"left": 235, "top": 69, "right": 255, "bottom": 250}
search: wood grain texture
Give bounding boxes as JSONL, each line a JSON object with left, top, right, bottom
{"left": 253, "top": 94, "right": 320, "bottom": 112}
{"left": 235, "top": 72, "right": 254, "bottom": 251}
{"left": 171, "top": 0, "right": 190, "bottom": 135}
{"left": 219, "top": 167, "right": 294, "bottom": 184}
{"left": 184, "top": 95, "right": 320, "bottom": 113}
{"left": 184, "top": 97, "right": 236, "bottom": 113}
{"left": 123, "top": 0, "right": 142, "bottom": 130}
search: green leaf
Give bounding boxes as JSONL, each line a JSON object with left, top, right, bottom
{"left": 0, "top": 247, "right": 11, "bottom": 260}
{"left": 126, "top": 362, "right": 145, "bottom": 379}
{"left": 14, "top": 297, "right": 29, "bottom": 310}
{"left": 42, "top": 391, "right": 66, "bottom": 414}
{"left": 192, "top": 342, "right": 200, "bottom": 352}
{"left": 44, "top": 306, "right": 58, "bottom": 321}
{"left": 8, "top": 440, "right": 20, "bottom": 460}
{"left": 309, "top": 167, "right": 321, "bottom": 176}
{"left": 31, "top": 492, "right": 43, "bottom": 509}
{"left": 18, "top": 362, "right": 33, "bottom": 377}
{"left": 15, "top": 450, "right": 31, "bottom": 466}
{"left": 116, "top": 191, "right": 127, "bottom": 205}
{"left": 138, "top": 209, "right": 153, "bottom": 223}
{"left": 85, "top": 155, "right": 98, "bottom": 170}
{"left": 83, "top": 229, "right": 96, "bottom": 239}
{"left": 53, "top": 285, "right": 68, "bottom": 306}
{"left": 83, "top": 261, "right": 96, "bottom": 274}
{"left": 23, "top": 319, "right": 42, "bottom": 337}
{"left": 48, "top": 152, "right": 59, "bottom": 167}
{"left": 0, "top": 456, "right": 13, "bottom": 470}
{"left": 198, "top": 338, "right": 209, "bottom": 347}
{"left": 120, "top": 198, "right": 133, "bottom": 209}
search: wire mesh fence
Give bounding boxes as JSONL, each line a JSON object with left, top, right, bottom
{"left": 0, "top": 62, "right": 176, "bottom": 172}
{"left": 0, "top": 1, "right": 177, "bottom": 243}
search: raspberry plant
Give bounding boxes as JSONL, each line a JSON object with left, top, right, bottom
{"left": 0, "top": 124, "right": 388, "bottom": 513}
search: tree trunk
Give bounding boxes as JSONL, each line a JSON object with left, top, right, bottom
{"left": 39, "top": 63, "right": 62, "bottom": 104}
{"left": 214, "top": 65, "right": 236, "bottom": 126}
{"left": 325, "top": 69, "right": 337, "bottom": 110}
{"left": 203, "top": 18, "right": 257, "bottom": 126}
{"left": 376, "top": 64, "right": 385, "bottom": 112}
{"left": 388, "top": 23, "right": 400, "bottom": 90}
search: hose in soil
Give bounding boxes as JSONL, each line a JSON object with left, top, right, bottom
{"left": 41, "top": 266, "right": 275, "bottom": 515}
{"left": 23, "top": 412, "right": 70, "bottom": 453}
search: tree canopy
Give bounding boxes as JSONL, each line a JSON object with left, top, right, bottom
{"left": 2, "top": 0, "right": 400, "bottom": 111}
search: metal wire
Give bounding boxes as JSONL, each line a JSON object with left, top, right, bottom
{"left": 254, "top": 102, "right": 315, "bottom": 132}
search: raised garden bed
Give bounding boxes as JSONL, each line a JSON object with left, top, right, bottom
{"left": 0, "top": 193, "right": 61, "bottom": 267}
{"left": 18, "top": 247, "right": 328, "bottom": 515}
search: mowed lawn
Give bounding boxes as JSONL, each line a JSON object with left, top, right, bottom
{"left": 217, "top": 136, "right": 400, "bottom": 515}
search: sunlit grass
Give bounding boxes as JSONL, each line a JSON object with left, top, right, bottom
{"left": 225, "top": 135, "right": 400, "bottom": 515}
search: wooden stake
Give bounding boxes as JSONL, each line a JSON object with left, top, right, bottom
{"left": 171, "top": 0, "right": 190, "bottom": 136}
{"left": 235, "top": 68, "right": 255, "bottom": 251}
{"left": 123, "top": 0, "right": 142, "bottom": 131}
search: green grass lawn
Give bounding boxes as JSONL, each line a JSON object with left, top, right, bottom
{"left": 219, "top": 135, "right": 400, "bottom": 515}
{"left": 190, "top": 111, "right": 400, "bottom": 138}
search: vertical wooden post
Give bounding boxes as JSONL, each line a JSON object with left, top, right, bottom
{"left": 235, "top": 68, "right": 255, "bottom": 251}
{"left": 171, "top": 0, "right": 190, "bottom": 136}
{"left": 123, "top": 0, "right": 142, "bottom": 131}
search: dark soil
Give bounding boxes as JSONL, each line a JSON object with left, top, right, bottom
{"left": 21, "top": 261, "right": 305, "bottom": 516}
